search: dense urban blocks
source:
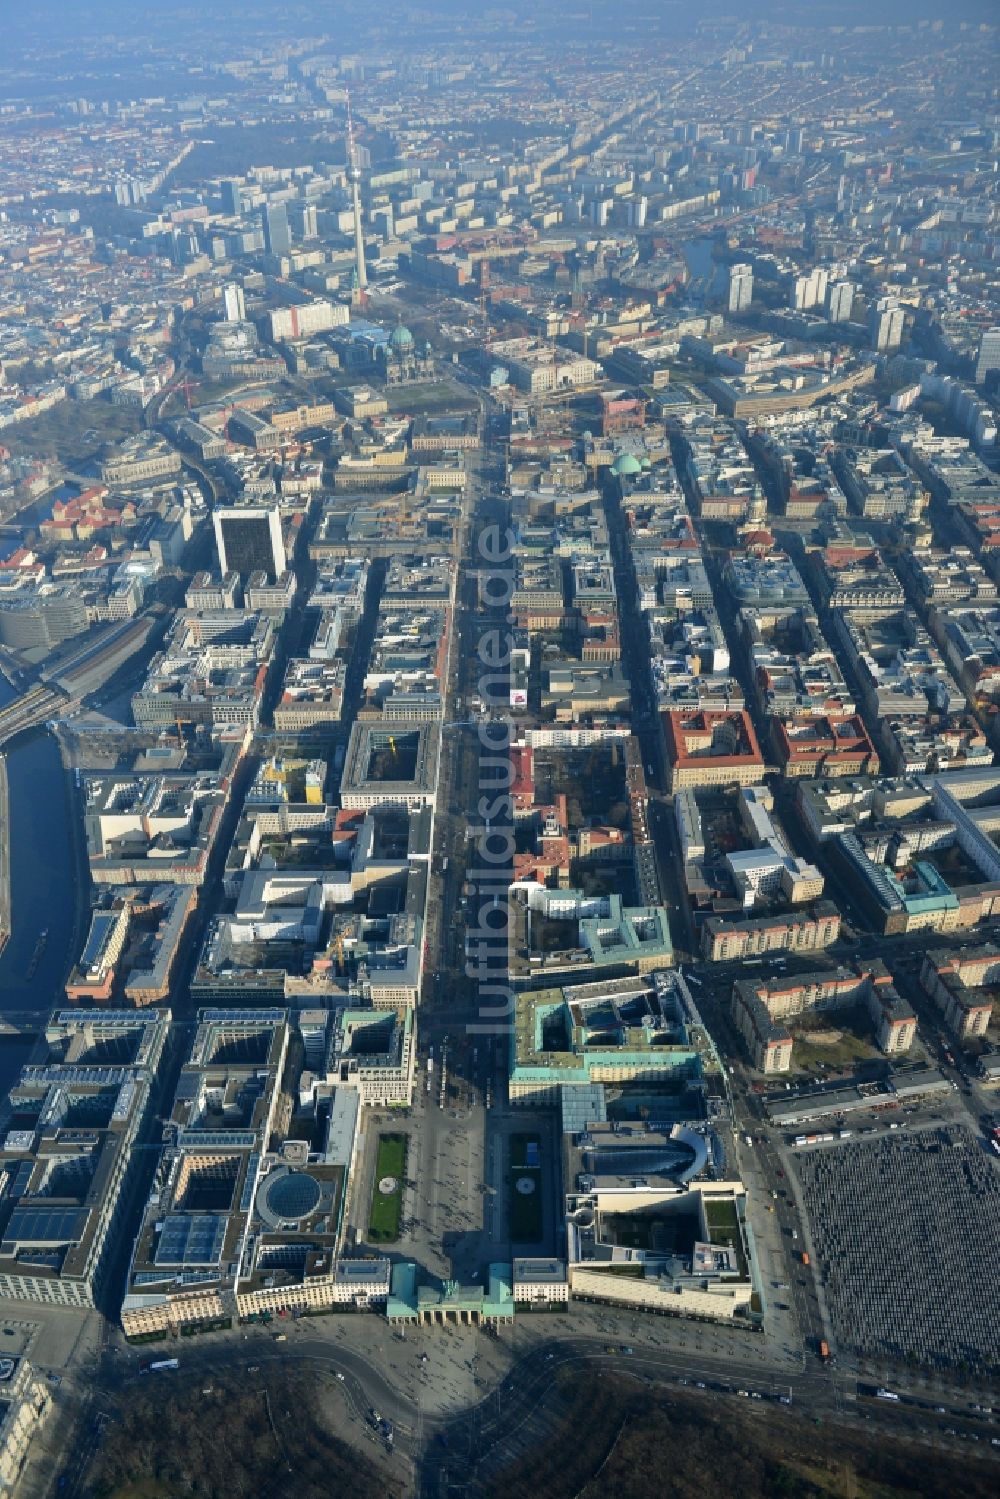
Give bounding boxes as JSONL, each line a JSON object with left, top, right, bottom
{"left": 2, "top": 9, "right": 1000, "bottom": 1498}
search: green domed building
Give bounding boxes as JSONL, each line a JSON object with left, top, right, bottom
{"left": 381, "top": 322, "right": 432, "bottom": 386}
{"left": 611, "top": 453, "right": 642, "bottom": 479}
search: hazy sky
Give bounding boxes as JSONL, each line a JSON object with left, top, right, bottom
{"left": 9, "top": 0, "right": 1000, "bottom": 35}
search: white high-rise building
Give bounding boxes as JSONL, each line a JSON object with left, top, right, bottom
{"left": 269, "top": 300, "right": 348, "bottom": 342}
{"left": 869, "top": 297, "right": 905, "bottom": 353}
{"left": 291, "top": 201, "right": 318, "bottom": 240}
{"left": 975, "top": 327, "right": 1000, "bottom": 387}
{"left": 223, "top": 283, "right": 246, "bottom": 323}
{"left": 263, "top": 202, "right": 292, "bottom": 258}
{"left": 790, "top": 267, "right": 828, "bottom": 312}
{"left": 827, "top": 281, "right": 854, "bottom": 325}
{"left": 213, "top": 505, "right": 285, "bottom": 583}
{"left": 728, "top": 263, "right": 753, "bottom": 314}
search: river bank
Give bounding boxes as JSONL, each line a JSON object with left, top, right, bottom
{"left": 0, "top": 720, "right": 78, "bottom": 1011}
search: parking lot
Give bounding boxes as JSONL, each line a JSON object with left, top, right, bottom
{"left": 795, "top": 1125, "right": 1000, "bottom": 1373}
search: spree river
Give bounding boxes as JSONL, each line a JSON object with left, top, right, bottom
{"left": 682, "top": 236, "right": 721, "bottom": 295}
{"left": 0, "top": 676, "right": 79, "bottom": 1012}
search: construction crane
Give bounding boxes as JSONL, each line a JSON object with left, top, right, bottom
{"left": 177, "top": 378, "right": 199, "bottom": 410}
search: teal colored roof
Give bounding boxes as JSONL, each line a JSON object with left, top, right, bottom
{"left": 390, "top": 324, "right": 414, "bottom": 348}
{"left": 386, "top": 1261, "right": 419, "bottom": 1319}
{"left": 612, "top": 453, "right": 642, "bottom": 476}
{"left": 485, "top": 1264, "right": 515, "bottom": 1318}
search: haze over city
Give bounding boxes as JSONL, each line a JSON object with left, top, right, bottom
{"left": 0, "top": 3, "right": 996, "bottom": 1496}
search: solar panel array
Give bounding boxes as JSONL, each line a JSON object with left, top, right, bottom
{"left": 154, "top": 1213, "right": 227, "bottom": 1267}
{"left": 1, "top": 1205, "right": 87, "bottom": 1249}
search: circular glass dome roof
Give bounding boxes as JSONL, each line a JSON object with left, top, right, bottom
{"left": 262, "top": 1170, "right": 322, "bottom": 1221}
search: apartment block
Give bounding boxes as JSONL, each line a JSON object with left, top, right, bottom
{"left": 919, "top": 947, "right": 997, "bottom": 1041}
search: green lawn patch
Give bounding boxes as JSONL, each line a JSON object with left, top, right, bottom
{"left": 368, "top": 1133, "right": 407, "bottom": 1243}
{"left": 704, "top": 1197, "right": 748, "bottom": 1276}
{"left": 509, "top": 1132, "right": 544, "bottom": 1243}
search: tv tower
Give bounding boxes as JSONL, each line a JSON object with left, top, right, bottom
{"left": 346, "top": 91, "right": 368, "bottom": 300}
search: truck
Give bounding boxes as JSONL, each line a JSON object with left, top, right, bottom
{"left": 876, "top": 1388, "right": 900, "bottom": 1402}
{"left": 801, "top": 1251, "right": 810, "bottom": 1266}
{"left": 819, "top": 1340, "right": 830, "bottom": 1361}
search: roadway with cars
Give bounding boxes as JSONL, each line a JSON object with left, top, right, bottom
{"left": 65, "top": 1310, "right": 999, "bottom": 1498}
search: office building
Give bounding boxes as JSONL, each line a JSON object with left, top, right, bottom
{"left": 663, "top": 708, "right": 765, "bottom": 791}
{"left": 727, "top": 263, "right": 753, "bottom": 314}
{"left": 0, "top": 1358, "right": 52, "bottom": 1494}
{"left": 339, "top": 720, "right": 441, "bottom": 811}
{"left": 510, "top": 971, "right": 708, "bottom": 1106}
{"left": 0, "top": 579, "right": 89, "bottom": 650}
{"left": 0, "top": 1010, "right": 170, "bottom": 1308}
{"left": 975, "top": 327, "right": 1000, "bottom": 388}
{"left": 290, "top": 201, "right": 318, "bottom": 240}
{"left": 268, "top": 300, "right": 348, "bottom": 342}
{"left": 221, "top": 179, "right": 243, "bottom": 216}
{"left": 121, "top": 1010, "right": 394, "bottom": 1334}
{"left": 121, "top": 1009, "right": 291, "bottom": 1336}
{"left": 213, "top": 505, "right": 285, "bottom": 582}
{"left": 223, "top": 282, "right": 246, "bottom": 322}
{"left": 263, "top": 201, "right": 291, "bottom": 258}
